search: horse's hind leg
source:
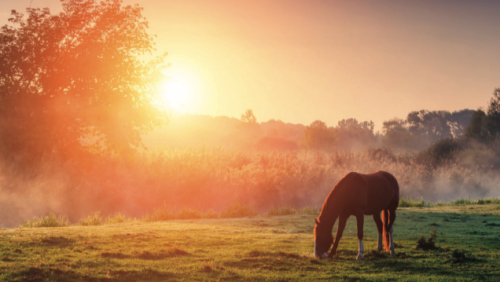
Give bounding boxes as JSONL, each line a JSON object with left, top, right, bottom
{"left": 372, "top": 213, "right": 383, "bottom": 252}
{"left": 388, "top": 209, "right": 396, "bottom": 255}
{"left": 355, "top": 212, "right": 365, "bottom": 260}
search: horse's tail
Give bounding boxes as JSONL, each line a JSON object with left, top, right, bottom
{"left": 382, "top": 209, "right": 390, "bottom": 251}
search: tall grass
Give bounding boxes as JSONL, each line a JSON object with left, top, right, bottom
{"left": 220, "top": 202, "right": 257, "bottom": 218}
{"left": 4, "top": 147, "right": 500, "bottom": 227}
{"left": 267, "top": 205, "right": 296, "bottom": 216}
{"left": 78, "top": 211, "right": 103, "bottom": 226}
{"left": 20, "top": 213, "right": 69, "bottom": 228}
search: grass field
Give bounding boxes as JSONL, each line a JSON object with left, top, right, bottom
{"left": 1, "top": 204, "right": 500, "bottom": 281}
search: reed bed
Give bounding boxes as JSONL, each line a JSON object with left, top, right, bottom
{"left": 4, "top": 148, "right": 500, "bottom": 227}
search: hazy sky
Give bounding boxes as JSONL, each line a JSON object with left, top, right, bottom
{"left": 2, "top": 0, "right": 500, "bottom": 130}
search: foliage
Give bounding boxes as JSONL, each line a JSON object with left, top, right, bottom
{"left": 464, "top": 110, "right": 489, "bottom": 142}
{"left": 177, "top": 208, "right": 203, "bottom": 220}
{"left": 464, "top": 88, "right": 500, "bottom": 144}
{"left": 399, "top": 197, "right": 431, "bottom": 208}
{"left": 334, "top": 118, "right": 377, "bottom": 150}
{"left": 105, "top": 213, "right": 134, "bottom": 224}
{"left": 141, "top": 203, "right": 176, "bottom": 222}
{"left": 416, "top": 228, "right": 438, "bottom": 250}
{"left": 240, "top": 109, "right": 257, "bottom": 123}
{"left": 20, "top": 213, "right": 69, "bottom": 228}
{"left": 78, "top": 211, "right": 102, "bottom": 226}
{"left": 416, "top": 137, "right": 463, "bottom": 167}
{"left": 5, "top": 145, "right": 500, "bottom": 227}
{"left": 0, "top": 0, "right": 168, "bottom": 161}
{"left": 220, "top": 201, "right": 257, "bottom": 218}
{"left": 303, "top": 120, "right": 337, "bottom": 150}
{"left": 382, "top": 110, "right": 474, "bottom": 151}
{"left": 266, "top": 205, "right": 296, "bottom": 216}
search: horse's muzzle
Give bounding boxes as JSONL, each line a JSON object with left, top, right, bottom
{"left": 316, "top": 252, "right": 328, "bottom": 259}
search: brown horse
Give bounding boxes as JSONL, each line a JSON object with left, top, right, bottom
{"left": 314, "top": 171, "right": 399, "bottom": 260}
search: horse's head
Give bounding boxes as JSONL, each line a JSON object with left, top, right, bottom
{"left": 314, "top": 218, "right": 333, "bottom": 259}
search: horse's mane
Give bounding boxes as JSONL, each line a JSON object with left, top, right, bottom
{"left": 318, "top": 172, "right": 360, "bottom": 224}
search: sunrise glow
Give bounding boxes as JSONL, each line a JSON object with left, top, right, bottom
{"left": 160, "top": 74, "right": 194, "bottom": 113}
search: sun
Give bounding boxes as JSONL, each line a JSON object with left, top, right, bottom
{"left": 159, "top": 75, "right": 193, "bottom": 113}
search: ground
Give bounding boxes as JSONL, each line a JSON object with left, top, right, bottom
{"left": 1, "top": 204, "right": 500, "bottom": 281}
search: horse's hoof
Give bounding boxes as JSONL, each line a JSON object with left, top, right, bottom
{"left": 356, "top": 254, "right": 363, "bottom": 260}
{"left": 390, "top": 250, "right": 396, "bottom": 256}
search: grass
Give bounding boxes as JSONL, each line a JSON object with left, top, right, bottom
{"left": 19, "top": 213, "right": 69, "bottom": 228}
{"left": 2, "top": 203, "right": 500, "bottom": 281}
{"left": 5, "top": 147, "right": 500, "bottom": 228}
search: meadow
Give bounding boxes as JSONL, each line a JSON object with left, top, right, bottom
{"left": 1, "top": 202, "right": 500, "bottom": 281}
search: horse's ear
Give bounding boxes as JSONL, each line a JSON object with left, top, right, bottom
{"left": 315, "top": 218, "right": 320, "bottom": 225}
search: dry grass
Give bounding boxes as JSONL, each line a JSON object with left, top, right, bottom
{"left": 2, "top": 148, "right": 499, "bottom": 227}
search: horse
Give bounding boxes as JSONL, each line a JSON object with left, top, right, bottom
{"left": 314, "top": 171, "right": 399, "bottom": 260}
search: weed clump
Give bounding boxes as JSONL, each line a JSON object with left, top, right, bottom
{"left": 399, "top": 197, "right": 431, "bottom": 207}
{"left": 105, "top": 213, "right": 134, "bottom": 224}
{"left": 20, "top": 213, "right": 69, "bottom": 228}
{"left": 267, "top": 205, "right": 296, "bottom": 216}
{"left": 177, "top": 208, "right": 202, "bottom": 220}
{"left": 78, "top": 211, "right": 103, "bottom": 226}
{"left": 416, "top": 228, "right": 438, "bottom": 250}
{"left": 451, "top": 249, "right": 475, "bottom": 263}
{"left": 299, "top": 206, "right": 319, "bottom": 214}
{"left": 142, "top": 203, "right": 176, "bottom": 222}
{"left": 220, "top": 201, "right": 257, "bottom": 218}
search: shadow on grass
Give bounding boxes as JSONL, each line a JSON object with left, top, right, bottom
{"left": 100, "top": 248, "right": 190, "bottom": 260}
{"left": 8, "top": 267, "right": 177, "bottom": 282}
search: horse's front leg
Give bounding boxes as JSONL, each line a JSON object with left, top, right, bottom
{"left": 328, "top": 214, "right": 348, "bottom": 258}
{"left": 356, "top": 212, "right": 365, "bottom": 260}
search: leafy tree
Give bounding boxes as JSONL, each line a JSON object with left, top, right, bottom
{"left": 464, "top": 110, "right": 488, "bottom": 142}
{"left": 335, "top": 118, "right": 377, "bottom": 150}
{"left": 381, "top": 118, "right": 421, "bottom": 151}
{"left": 0, "top": 0, "right": 168, "bottom": 161}
{"left": 486, "top": 88, "right": 500, "bottom": 140}
{"left": 304, "top": 120, "right": 336, "bottom": 150}
{"left": 241, "top": 109, "right": 257, "bottom": 123}
{"left": 464, "top": 89, "right": 500, "bottom": 143}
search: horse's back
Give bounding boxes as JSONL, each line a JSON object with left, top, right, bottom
{"left": 360, "top": 171, "right": 399, "bottom": 214}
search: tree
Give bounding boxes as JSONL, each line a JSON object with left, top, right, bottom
{"left": 240, "top": 109, "right": 257, "bottom": 123}
{"left": 463, "top": 89, "right": 500, "bottom": 143}
{"left": 0, "top": 0, "right": 169, "bottom": 161}
{"left": 335, "top": 118, "right": 377, "bottom": 150}
{"left": 464, "top": 110, "right": 488, "bottom": 142}
{"left": 381, "top": 118, "right": 421, "bottom": 151}
{"left": 486, "top": 88, "right": 500, "bottom": 140}
{"left": 304, "top": 120, "right": 337, "bottom": 150}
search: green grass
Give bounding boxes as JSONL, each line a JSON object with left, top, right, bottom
{"left": 2, "top": 204, "right": 500, "bottom": 281}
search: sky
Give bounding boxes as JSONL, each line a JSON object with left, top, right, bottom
{"left": 2, "top": 0, "right": 500, "bottom": 131}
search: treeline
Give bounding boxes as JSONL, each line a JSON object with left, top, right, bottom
{"left": 145, "top": 108, "right": 475, "bottom": 153}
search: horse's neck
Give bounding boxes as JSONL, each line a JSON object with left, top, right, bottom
{"left": 318, "top": 194, "right": 340, "bottom": 229}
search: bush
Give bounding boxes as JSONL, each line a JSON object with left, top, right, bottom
{"left": 416, "top": 228, "right": 438, "bottom": 250}
{"left": 220, "top": 202, "right": 257, "bottom": 218}
{"left": 20, "top": 213, "right": 69, "bottom": 228}
{"left": 78, "top": 211, "right": 103, "bottom": 226}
